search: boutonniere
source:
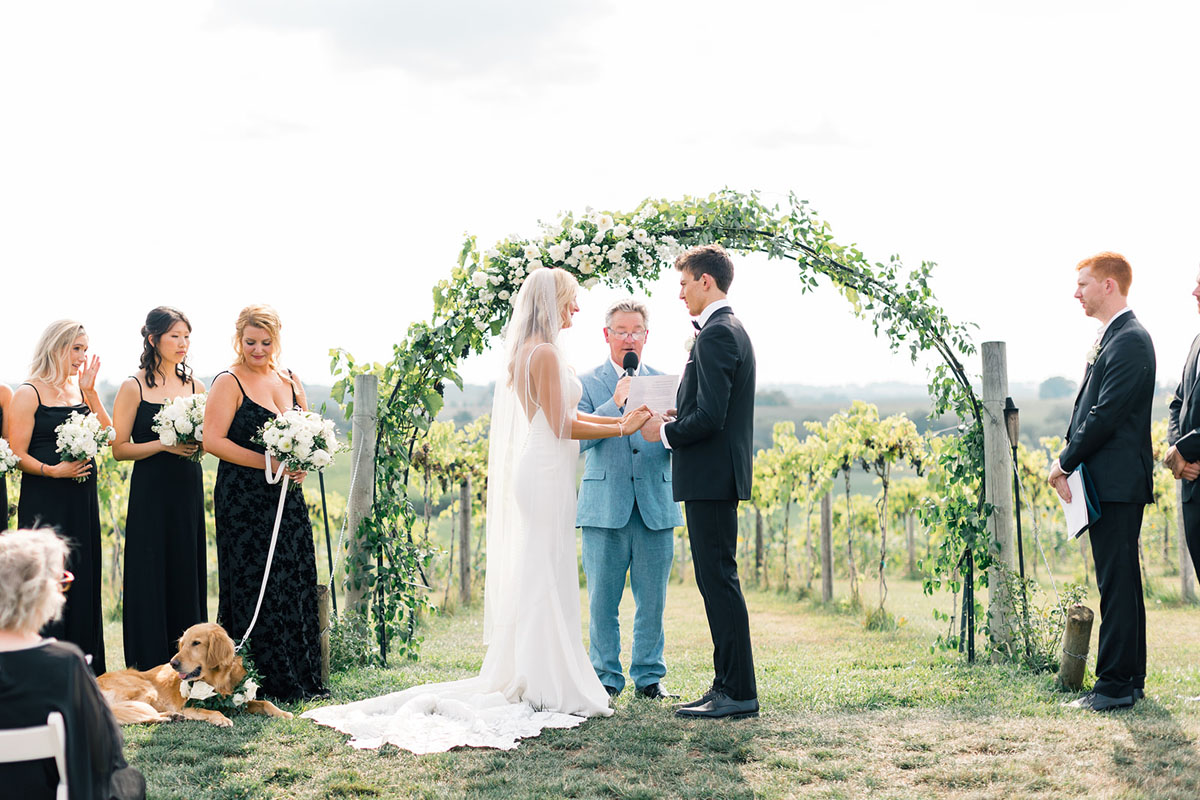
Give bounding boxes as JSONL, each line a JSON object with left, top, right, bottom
{"left": 684, "top": 335, "right": 695, "bottom": 353}
{"left": 1086, "top": 342, "right": 1101, "bottom": 365}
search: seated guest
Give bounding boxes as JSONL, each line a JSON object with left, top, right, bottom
{"left": 0, "top": 529, "right": 145, "bottom": 800}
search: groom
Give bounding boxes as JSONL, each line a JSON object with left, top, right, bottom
{"left": 642, "top": 244, "right": 758, "bottom": 720}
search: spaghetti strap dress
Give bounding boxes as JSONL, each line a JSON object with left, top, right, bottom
{"left": 1, "top": 403, "right": 8, "bottom": 531}
{"left": 16, "top": 384, "right": 107, "bottom": 675}
{"left": 121, "top": 377, "right": 208, "bottom": 670}
{"left": 212, "top": 370, "right": 325, "bottom": 700}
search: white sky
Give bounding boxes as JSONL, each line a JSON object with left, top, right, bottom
{"left": 3, "top": 1, "right": 1200, "bottom": 396}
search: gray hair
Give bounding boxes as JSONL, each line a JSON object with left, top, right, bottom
{"left": 0, "top": 529, "right": 68, "bottom": 635}
{"left": 604, "top": 298, "right": 649, "bottom": 329}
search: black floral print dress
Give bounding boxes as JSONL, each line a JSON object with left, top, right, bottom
{"left": 212, "top": 371, "right": 324, "bottom": 701}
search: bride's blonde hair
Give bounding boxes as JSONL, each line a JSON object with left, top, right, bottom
{"left": 504, "top": 268, "right": 578, "bottom": 386}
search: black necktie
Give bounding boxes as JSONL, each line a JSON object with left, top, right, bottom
{"left": 691, "top": 320, "right": 702, "bottom": 332}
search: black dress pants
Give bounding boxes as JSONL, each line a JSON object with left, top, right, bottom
{"left": 1087, "top": 501, "right": 1146, "bottom": 697}
{"left": 685, "top": 499, "right": 757, "bottom": 701}
{"left": 1180, "top": 497, "right": 1200, "bottom": 579}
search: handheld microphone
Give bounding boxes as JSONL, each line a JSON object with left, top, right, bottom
{"left": 622, "top": 351, "right": 639, "bottom": 377}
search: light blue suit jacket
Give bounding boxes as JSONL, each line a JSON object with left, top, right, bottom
{"left": 576, "top": 361, "right": 684, "bottom": 532}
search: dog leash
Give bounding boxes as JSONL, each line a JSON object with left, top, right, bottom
{"left": 235, "top": 452, "right": 290, "bottom": 653}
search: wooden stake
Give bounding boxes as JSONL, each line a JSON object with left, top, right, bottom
{"left": 317, "top": 584, "right": 331, "bottom": 686}
{"left": 1057, "top": 603, "right": 1094, "bottom": 691}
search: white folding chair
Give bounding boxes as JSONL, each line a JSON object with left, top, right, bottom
{"left": 0, "top": 710, "right": 69, "bottom": 800}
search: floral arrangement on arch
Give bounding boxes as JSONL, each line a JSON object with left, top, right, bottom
{"left": 436, "top": 203, "right": 697, "bottom": 337}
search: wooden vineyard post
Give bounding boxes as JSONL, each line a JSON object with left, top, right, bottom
{"left": 1057, "top": 604, "right": 1094, "bottom": 691}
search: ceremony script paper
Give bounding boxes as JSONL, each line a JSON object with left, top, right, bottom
{"left": 627, "top": 375, "right": 679, "bottom": 414}
{"left": 1058, "top": 469, "right": 1090, "bottom": 539}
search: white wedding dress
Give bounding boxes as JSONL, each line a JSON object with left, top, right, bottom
{"left": 302, "top": 345, "right": 612, "bottom": 753}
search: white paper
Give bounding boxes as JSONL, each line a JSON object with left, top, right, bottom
{"left": 1059, "top": 470, "right": 1090, "bottom": 539}
{"left": 627, "top": 374, "right": 679, "bottom": 414}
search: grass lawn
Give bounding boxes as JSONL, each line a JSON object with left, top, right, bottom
{"left": 115, "top": 576, "right": 1200, "bottom": 799}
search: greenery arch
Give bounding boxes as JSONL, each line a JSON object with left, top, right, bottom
{"left": 331, "top": 188, "right": 990, "bottom": 662}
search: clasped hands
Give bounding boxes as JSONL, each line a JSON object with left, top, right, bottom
{"left": 1164, "top": 445, "right": 1200, "bottom": 482}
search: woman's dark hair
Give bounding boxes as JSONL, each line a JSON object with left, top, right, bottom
{"left": 140, "top": 306, "right": 193, "bottom": 388}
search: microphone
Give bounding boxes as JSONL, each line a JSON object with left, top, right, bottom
{"left": 622, "top": 351, "right": 639, "bottom": 377}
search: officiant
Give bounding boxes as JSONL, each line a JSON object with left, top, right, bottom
{"left": 577, "top": 298, "right": 683, "bottom": 700}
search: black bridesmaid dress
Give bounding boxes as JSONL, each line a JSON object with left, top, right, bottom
{"left": 213, "top": 371, "right": 324, "bottom": 700}
{"left": 121, "top": 378, "right": 208, "bottom": 670}
{"left": 16, "top": 384, "right": 106, "bottom": 675}
{"left": 1, "top": 404, "right": 9, "bottom": 531}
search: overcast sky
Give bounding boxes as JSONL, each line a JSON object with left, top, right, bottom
{"left": 3, "top": 1, "right": 1199, "bottom": 397}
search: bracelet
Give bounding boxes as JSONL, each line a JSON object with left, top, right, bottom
{"left": 39, "top": 463, "right": 45, "bottom": 476}
{"left": 618, "top": 420, "right": 625, "bottom": 437}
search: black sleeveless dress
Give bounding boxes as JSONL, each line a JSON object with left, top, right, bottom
{"left": 16, "top": 385, "right": 106, "bottom": 675}
{"left": 213, "top": 371, "right": 324, "bottom": 700}
{"left": 1, "top": 403, "right": 9, "bottom": 531}
{"left": 121, "top": 378, "right": 208, "bottom": 670}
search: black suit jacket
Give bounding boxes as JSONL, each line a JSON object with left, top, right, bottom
{"left": 665, "top": 306, "right": 755, "bottom": 501}
{"left": 1167, "top": 332, "right": 1200, "bottom": 502}
{"left": 1059, "top": 310, "right": 1155, "bottom": 505}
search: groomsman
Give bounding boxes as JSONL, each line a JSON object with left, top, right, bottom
{"left": 576, "top": 299, "right": 683, "bottom": 700}
{"left": 643, "top": 244, "right": 758, "bottom": 720}
{"left": 1165, "top": 269, "right": 1200, "bottom": 579}
{"left": 1049, "top": 252, "right": 1154, "bottom": 711}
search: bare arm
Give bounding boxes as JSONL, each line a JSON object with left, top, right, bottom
{"left": 0, "top": 384, "right": 12, "bottom": 438}
{"left": 528, "top": 348, "right": 650, "bottom": 440}
{"left": 8, "top": 385, "right": 91, "bottom": 479}
{"left": 203, "top": 374, "right": 283, "bottom": 471}
{"left": 77, "top": 356, "right": 112, "bottom": 429}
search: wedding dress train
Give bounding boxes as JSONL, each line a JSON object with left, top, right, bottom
{"left": 302, "top": 359, "right": 611, "bottom": 753}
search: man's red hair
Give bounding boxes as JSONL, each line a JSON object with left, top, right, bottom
{"left": 1077, "top": 252, "right": 1132, "bottom": 295}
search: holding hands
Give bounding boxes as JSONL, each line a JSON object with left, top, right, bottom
{"left": 640, "top": 409, "right": 675, "bottom": 443}
{"left": 619, "top": 404, "right": 653, "bottom": 435}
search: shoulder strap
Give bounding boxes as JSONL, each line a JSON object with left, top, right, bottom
{"left": 22, "top": 382, "right": 42, "bottom": 404}
{"left": 218, "top": 370, "right": 247, "bottom": 397}
{"left": 525, "top": 343, "right": 555, "bottom": 409}
{"left": 287, "top": 369, "right": 298, "bottom": 406}
{"left": 190, "top": 376, "right": 197, "bottom": 395}
{"left": 129, "top": 376, "right": 144, "bottom": 401}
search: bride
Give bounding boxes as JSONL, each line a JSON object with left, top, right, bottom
{"left": 303, "top": 267, "right": 653, "bottom": 753}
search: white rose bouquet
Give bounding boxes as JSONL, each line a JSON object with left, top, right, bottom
{"left": 152, "top": 394, "right": 206, "bottom": 461}
{"left": 254, "top": 409, "right": 339, "bottom": 475}
{"left": 0, "top": 437, "right": 19, "bottom": 476}
{"left": 54, "top": 411, "right": 115, "bottom": 482}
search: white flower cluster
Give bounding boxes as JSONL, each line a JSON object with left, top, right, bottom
{"left": 0, "top": 437, "right": 19, "bottom": 475}
{"left": 256, "top": 408, "right": 339, "bottom": 472}
{"left": 179, "top": 676, "right": 258, "bottom": 706}
{"left": 460, "top": 204, "right": 688, "bottom": 325}
{"left": 54, "top": 411, "right": 115, "bottom": 480}
{"left": 152, "top": 394, "right": 206, "bottom": 459}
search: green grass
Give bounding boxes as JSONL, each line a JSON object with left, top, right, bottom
{"left": 116, "top": 576, "right": 1200, "bottom": 799}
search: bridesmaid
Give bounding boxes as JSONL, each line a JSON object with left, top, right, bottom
{"left": 7, "top": 320, "right": 112, "bottom": 674}
{"left": 204, "top": 304, "right": 326, "bottom": 701}
{"left": 112, "top": 307, "right": 208, "bottom": 670}
{"left": 0, "top": 382, "right": 12, "bottom": 530}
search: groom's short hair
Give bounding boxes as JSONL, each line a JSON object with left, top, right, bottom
{"left": 1077, "top": 252, "right": 1132, "bottom": 295}
{"left": 676, "top": 244, "right": 734, "bottom": 293}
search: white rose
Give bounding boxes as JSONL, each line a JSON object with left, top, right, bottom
{"left": 311, "top": 449, "right": 332, "bottom": 468}
{"left": 194, "top": 424, "right": 204, "bottom": 442}
{"left": 498, "top": 290, "right": 510, "bottom": 301}
{"left": 547, "top": 243, "right": 567, "bottom": 262}
{"left": 613, "top": 223, "right": 631, "bottom": 239}
{"left": 606, "top": 249, "right": 624, "bottom": 264}
{"left": 596, "top": 213, "right": 614, "bottom": 231}
{"left": 175, "top": 418, "right": 194, "bottom": 436}
{"left": 508, "top": 256, "right": 523, "bottom": 269}
{"left": 161, "top": 430, "right": 178, "bottom": 447}
{"left": 243, "top": 679, "right": 258, "bottom": 701}
{"left": 523, "top": 244, "right": 540, "bottom": 260}
{"left": 686, "top": 214, "right": 697, "bottom": 227}
{"left": 489, "top": 274, "right": 502, "bottom": 286}
{"left": 584, "top": 277, "right": 600, "bottom": 289}
{"left": 186, "top": 680, "right": 216, "bottom": 701}
{"left": 485, "top": 248, "right": 500, "bottom": 260}
{"left": 233, "top": 693, "right": 245, "bottom": 706}
{"left": 579, "top": 262, "right": 594, "bottom": 275}
{"left": 471, "top": 271, "right": 488, "bottom": 288}
{"left": 278, "top": 438, "right": 294, "bottom": 453}
{"left": 633, "top": 228, "right": 650, "bottom": 244}
{"left": 570, "top": 227, "right": 585, "bottom": 240}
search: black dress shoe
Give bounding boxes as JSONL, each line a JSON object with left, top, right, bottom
{"left": 675, "top": 685, "right": 718, "bottom": 710}
{"left": 1133, "top": 688, "right": 1145, "bottom": 701}
{"left": 1061, "top": 691, "right": 1133, "bottom": 711}
{"left": 636, "top": 683, "right": 678, "bottom": 700}
{"left": 674, "top": 690, "right": 759, "bottom": 720}
{"left": 604, "top": 684, "right": 621, "bottom": 697}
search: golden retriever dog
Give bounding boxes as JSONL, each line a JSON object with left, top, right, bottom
{"left": 97, "top": 622, "right": 293, "bottom": 727}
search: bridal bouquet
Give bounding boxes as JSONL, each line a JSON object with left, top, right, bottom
{"left": 254, "top": 409, "right": 339, "bottom": 474}
{"left": 55, "top": 411, "right": 115, "bottom": 482}
{"left": 152, "top": 394, "right": 206, "bottom": 461}
{"left": 0, "top": 437, "right": 19, "bottom": 476}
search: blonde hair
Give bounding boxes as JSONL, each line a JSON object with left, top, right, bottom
{"left": 0, "top": 529, "right": 68, "bottom": 635}
{"left": 28, "top": 320, "right": 86, "bottom": 386}
{"left": 232, "top": 304, "right": 283, "bottom": 370}
{"left": 552, "top": 267, "right": 578, "bottom": 317}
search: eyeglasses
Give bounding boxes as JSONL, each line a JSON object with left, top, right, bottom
{"left": 607, "top": 329, "right": 647, "bottom": 341}
{"left": 58, "top": 570, "right": 74, "bottom": 592}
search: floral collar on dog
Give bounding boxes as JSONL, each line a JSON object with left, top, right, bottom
{"left": 180, "top": 654, "right": 262, "bottom": 714}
